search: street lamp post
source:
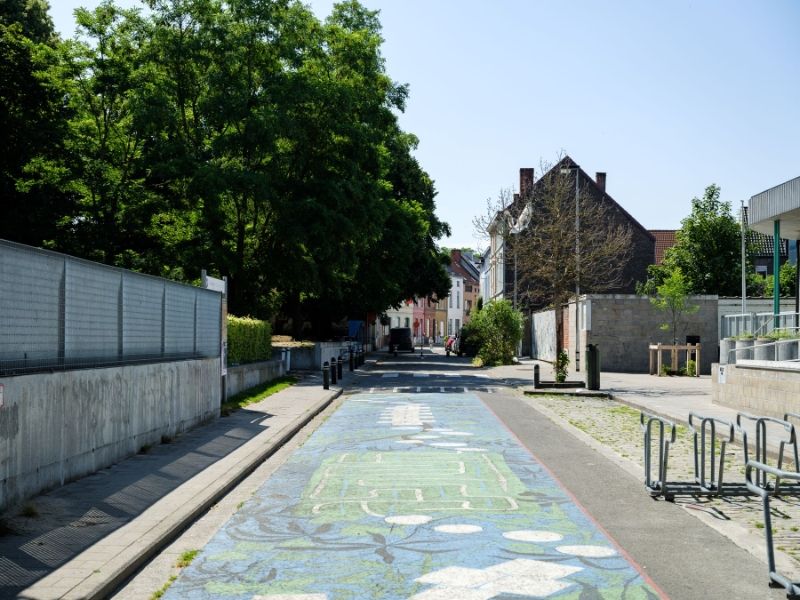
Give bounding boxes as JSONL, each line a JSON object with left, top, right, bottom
{"left": 561, "top": 163, "right": 580, "bottom": 373}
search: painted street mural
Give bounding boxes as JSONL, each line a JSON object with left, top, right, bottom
{"left": 164, "top": 392, "right": 660, "bottom": 599}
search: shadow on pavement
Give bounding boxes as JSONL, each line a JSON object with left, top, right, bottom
{"left": 0, "top": 376, "right": 324, "bottom": 596}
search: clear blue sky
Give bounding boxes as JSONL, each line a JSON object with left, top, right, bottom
{"left": 51, "top": 0, "right": 800, "bottom": 250}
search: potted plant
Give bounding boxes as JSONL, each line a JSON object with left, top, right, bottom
{"left": 734, "top": 333, "right": 754, "bottom": 361}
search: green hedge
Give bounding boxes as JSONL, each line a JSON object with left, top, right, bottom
{"left": 227, "top": 315, "right": 272, "bottom": 365}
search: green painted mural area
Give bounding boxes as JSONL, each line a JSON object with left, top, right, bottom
{"left": 301, "top": 451, "right": 529, "bottom": 521}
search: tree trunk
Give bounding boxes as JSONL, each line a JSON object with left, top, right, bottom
{"left": 555, "top": 305, "right": 564, "bottom": 366}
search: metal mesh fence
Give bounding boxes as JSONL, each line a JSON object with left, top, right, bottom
{"left": 0, "top": 240, "right": 221, "bottom": 376}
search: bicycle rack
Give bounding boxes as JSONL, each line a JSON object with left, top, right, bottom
{"left": 642, "top": 411, "right": 750, "bottom": 499}
{"left": 641, "top": 412, "right": 676, "bottom": 499}
{"left": 737, "top": 412, "right": 800, "bottom": 495}
{"left": 689, "top": 413, "right": 735, "bottom": 495}
{"left": 746, "top": 461, "right": 800, "bottom": 599}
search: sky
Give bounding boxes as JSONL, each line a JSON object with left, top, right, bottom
{"left": 50, "top": 1, "right": 800, "bottom": 250}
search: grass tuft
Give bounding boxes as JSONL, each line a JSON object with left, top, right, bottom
{"left": 176, "top": 549, "right": 200, "bottom": 568}
{"left": 221, "top": 376, "right": 298, "bottom": 414}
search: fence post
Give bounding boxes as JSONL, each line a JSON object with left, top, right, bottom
{"left": 337, "top": 356, "right": 343, "bottom": 380}
{"left": 533, "top": 364, "right": 540, "bottom": 388}
{"left": 323, "top": 361, "right": 329, "bottom": 389}
{"left": 331, "top": 357, "right": 337, "bottom": 384}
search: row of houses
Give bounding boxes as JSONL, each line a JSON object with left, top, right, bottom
{"left": 383, "top": 249, "right": 481, "bottom": 345}
{"left": 382, "top": 155, "right": 792, "bottom": 353}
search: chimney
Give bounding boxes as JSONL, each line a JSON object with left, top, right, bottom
{"left": 519, "top": 168, "right": 534, "bottom": 199}
{"left": 595, "top": 172, "right": 606, "bottom": 193}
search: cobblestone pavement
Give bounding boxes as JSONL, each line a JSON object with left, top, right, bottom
{"left": 522, "top": 394, "right": 800, "bottom": 573}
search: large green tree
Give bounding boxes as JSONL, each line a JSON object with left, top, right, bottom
{"left": 640, "top": 184, "right": 741, "bottom": 296}
{"left": 0, "top": 0, "right": 72, "bottom": 246}
{"left": 6, "top": 0, "right": 450, "bottom": 335}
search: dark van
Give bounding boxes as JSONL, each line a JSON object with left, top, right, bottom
{"left": 389, "top": 327, "right": 413, "bottom": 353}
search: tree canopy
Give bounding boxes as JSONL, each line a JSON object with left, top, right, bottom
{"left": 639, "top": 184, "right": 741, "bottom": 297}
{"left": 2, "top": 0, "right": 450, "bottom": 336}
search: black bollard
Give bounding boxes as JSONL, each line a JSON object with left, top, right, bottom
{"left": 331, "top": 357, "right": 337, "bottom": 384}
{"left": 349, "top": 348, "right": 354, "bottom": 371}
{"left": 337, "top": 356, "right": 343, "bottom": 379}
{"left": 533, "top": 364, "right": 540, "bottom": 389}
{"left": 323, "top": 361, "right": 330, "bottom": 390}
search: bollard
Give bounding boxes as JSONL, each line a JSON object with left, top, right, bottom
{"left": 331, "top": 357, "right": 337, "bottom": 384}
{"left": 349, "top": 348, "right": 354, "bottom": 371}
{"left": 337, "top": 356, "right": 343, "bottom": 379}
{"left": 323, "top": 361, "right": 330, "bottom": 390}
{"left": 533, "top": 364, "right": 540, "bottom": 389}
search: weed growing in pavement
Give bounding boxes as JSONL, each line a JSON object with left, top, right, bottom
{"left": 177, "top": 549, "right": 199, "bottom": 568}
{"left": 150, "top": 575, "right": 177, "bottom": 599}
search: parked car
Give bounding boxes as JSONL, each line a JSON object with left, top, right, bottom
{"left": 389, "top": 327, "right": 413, "bottom": 354}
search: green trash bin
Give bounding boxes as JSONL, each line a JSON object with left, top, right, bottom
{"left": 586, "top": 344, "right": 600, "bottom": 390}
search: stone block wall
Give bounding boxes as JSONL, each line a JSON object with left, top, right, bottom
{"left": 583, "top": 294, "right": 718, "bottom": 374}
{"left": 712, "top": 362, "right": 800, "bottom": 418}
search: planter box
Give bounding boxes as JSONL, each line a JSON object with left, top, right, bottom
{"left": 754, "top": 338, "right": 775, "bottom": 361}
{"left": 777, "top": 340, "right": 799, "bottom": 362}
{"left": 719, "top": 338, "right": 735, "bottom": 365}
{"left": 734, "top": 338, "right": 754, "bottom": 361}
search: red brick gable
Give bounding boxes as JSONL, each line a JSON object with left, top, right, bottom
{"left": 650, "top": 230, "right": 677, "bottom": 265}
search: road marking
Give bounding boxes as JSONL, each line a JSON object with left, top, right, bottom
{"left": 412, "top": 558, "right": 583, "bottom": 599}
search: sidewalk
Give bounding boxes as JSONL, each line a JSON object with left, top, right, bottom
{"left": 2, "top": 371, "right": 345, "bottom": 600}
{"left": 486, "top": 358, "right": 790, "bottom": 454}
{"left": 489, "top": 358, "right": 725, "bottom": 422}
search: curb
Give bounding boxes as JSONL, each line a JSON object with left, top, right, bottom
{"left": 21, "top": 388, "right": 342, "bottom": 600}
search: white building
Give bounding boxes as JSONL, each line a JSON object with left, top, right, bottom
{"left": 383, "top": 300, "right": 414, "bottom": 330}
{"left": 446, "top": 268, "right": 464, "bottom": 336}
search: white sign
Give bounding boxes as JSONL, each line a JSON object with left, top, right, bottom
{"left": 0, "top": 384, "right": 4, "bottom": 408}
{"left": 718, "top": 365, "right": 727, "bottom": 384}
{"left": 202, "top": 273, "right": 227, "bottom": 294}
{"left": 221, "top": 342, "right": 228, "bottom": 377}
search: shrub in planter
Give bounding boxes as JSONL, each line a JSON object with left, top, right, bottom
{"left": 227, "top": 315, "right": 272, "bottom": 365}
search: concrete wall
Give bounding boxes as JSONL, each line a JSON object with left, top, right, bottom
{"left": 712, "top": 362, "right": 800, "bottom": 418}
{"left": 225, "top": 359, "right": 285, "bottom": 398}
{"left": 273, "top": 342, "right": 355, "bottom": 371}
{"left": 531, "top": 310, "right": 557, "bottom": 362}
{"left": 0, "top": 358, "right": 220, "bottom": 512}
{"left": 583, "top": 294, "right": 718, "bottom": 374}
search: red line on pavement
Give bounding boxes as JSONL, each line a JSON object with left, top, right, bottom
{"left": 480, "top": 396, "right": 670, "bottom": 600}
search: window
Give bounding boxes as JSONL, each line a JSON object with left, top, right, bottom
{"left": 457, "top": 280, "right": 460, "bottom": 288}
{"left": 449, "top": 294, "right": 453, "bottom": 308}
{"left": 456, "top": 291, "right": 460, "bottom": 309}
{"left": 455, "top": 318, "right": 461, "bottom": 332}
{"left": 448, "top": 319, "right": 453, "bottom": 335}
{"left": 404, "top": 317, "right": 410, "bottom": 328}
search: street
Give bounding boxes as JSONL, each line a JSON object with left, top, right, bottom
{"left": 161, "top": 357, "right": 658, "bottom": 599}
{"left": 105, "top": 351, "right": 790, "bottom": 600}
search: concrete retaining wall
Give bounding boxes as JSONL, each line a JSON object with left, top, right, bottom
{"left": 531, "top": 311, "right": 557, "bottom": 362}
{"left": 226, "top": 359, "right": 285, "bottom": 398}
{"left": 275, "top": 342, "right": 356, "bottom": 371}
{"left": 712, "top": 362, "right": 800, "bottom": 418}
{"left": 0, "top": 358, "right": 220, "bottom": 512}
